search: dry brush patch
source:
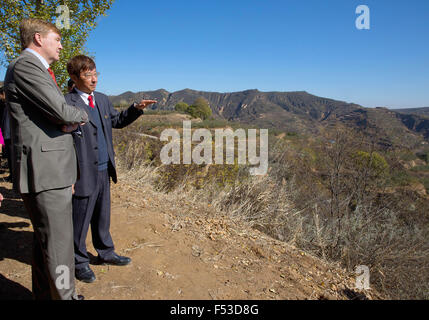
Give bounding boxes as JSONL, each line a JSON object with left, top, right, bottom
{"left": 113, "top": 123, "right": 429, "bottom": 299}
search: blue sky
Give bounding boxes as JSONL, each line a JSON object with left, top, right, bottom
{"left": 2, "top": 0, "right": 429, "bottom": 108}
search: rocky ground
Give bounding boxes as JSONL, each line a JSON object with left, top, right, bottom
{"left": 0, "top": 165, "right": 382, "bottom": 300}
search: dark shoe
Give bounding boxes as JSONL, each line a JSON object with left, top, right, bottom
{"left": 72, "top": 294, "right": 85, "bottom": 300}
{"left": 75, "top": 265, "right": 96, "bottom": 283}
{"left": 98, "top": 252, "right": 131, "bottom": 266}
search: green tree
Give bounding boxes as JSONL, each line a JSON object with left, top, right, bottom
{"left": 175, "top": 101, "right": 189, "bottom": 113}
{"left": 0, "top": 0, "right": 114, "bottom": 91}
{"left": 187, "top": 97, "right": 212, "bottom": 120}
{"left": 352, "top": 150, "right": 389, "bottom": 179}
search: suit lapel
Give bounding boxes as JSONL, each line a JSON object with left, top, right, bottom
{"left": 69, "top": 89, "right": 97, "bottom": 128}
{"left": 94, "top": 92, "right": 110, "bottom": 138}
{"left": 21, "top": 51, "right": 63, "bottom": 95}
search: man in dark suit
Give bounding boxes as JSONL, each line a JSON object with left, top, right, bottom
{"left": 1, "top": 85, "right": 12, "bottom": 181}
{"left": 65, "top": 55, "right": 156, "bottom": 283}
{"left": 4, "top": 19, "right": 88, "bottom": 300}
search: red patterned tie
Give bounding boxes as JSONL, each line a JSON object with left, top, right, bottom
{"left": 47, "top": 68, "right": 58, "bottom": 86}
{"left": 88, "top": 95, "right": 95, "bottom": 108}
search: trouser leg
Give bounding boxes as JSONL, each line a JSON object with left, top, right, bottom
{"left": 31, "top": 231, "right": 50, "bottom": 300}
{"left": 4, "top": 139, "right": 12, "bottom": 176}
{"left": 21, "top": 187, "right": 77, "bottom": 300}
{"left": 91, "top": 169, "right": 114, "bottom": 259}
{"left": 72, "top": 191, "right": 97, "bottom": 270}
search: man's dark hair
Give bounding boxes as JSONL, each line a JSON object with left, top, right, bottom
{"left": 67, "top": 55, "right": 96, "bottom": 77}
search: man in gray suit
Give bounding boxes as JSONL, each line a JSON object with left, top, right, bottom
{"left": 3, "top": 18, "right": 88, "bottom": 300}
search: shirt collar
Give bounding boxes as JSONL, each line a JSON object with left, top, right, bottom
{"left": 75, "top": 88, "right": 95, "bottom": 106}
{"left": 24, "top": 48, "right": 50, "bottom": 69}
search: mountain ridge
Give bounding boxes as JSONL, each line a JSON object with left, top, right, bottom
{"left": 392, "top": 107, "right": 429, "bottom": 117}
{"left": 108, "top": 89, "right": 429, "bottom": 147}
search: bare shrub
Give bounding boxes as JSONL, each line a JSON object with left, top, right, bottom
{"left": 113, "top": 122, "right": 429, "bottom": 299}
{"left": 207, "top": 127, "right": 429, "bottom": 299}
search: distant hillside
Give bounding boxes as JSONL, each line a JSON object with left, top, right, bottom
{"left": 110, "top": 88, "right": 361, "bottom": 125}
{"left": 109, "top": 89, "right": 429, "bottom": 148}
{"left": 393, "top": 107, "right": 429, "bottom": 118}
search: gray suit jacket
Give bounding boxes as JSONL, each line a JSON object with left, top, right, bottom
{"left": 3, "top": 50, "right": 88, "bottom": 193}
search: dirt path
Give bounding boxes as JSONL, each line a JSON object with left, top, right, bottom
{"left": 0, "top": 169, "right": 380, "bottom": 300}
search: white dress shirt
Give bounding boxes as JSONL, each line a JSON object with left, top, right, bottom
{"left": 75, "top": 88, "right": 96, "bottom": 107}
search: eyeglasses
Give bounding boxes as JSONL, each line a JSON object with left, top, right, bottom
{"left": 82, "top": 72, "right": 100, "bottom": 79}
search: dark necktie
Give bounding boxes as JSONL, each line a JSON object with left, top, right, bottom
{"left": 88, "top": 95, "right": 95, "bottom": 108}
{"left": 47, "top": 68, "right": 58, "bottom": 86}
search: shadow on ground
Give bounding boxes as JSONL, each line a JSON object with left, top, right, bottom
{"left": 0, "top": 273, "right": 32, "bottom": 300}
{"left": 0, "top": 222, "right": 32, "bottom": 266}
{"left": 0, "top": 186, "right": 28, "bottom": 219}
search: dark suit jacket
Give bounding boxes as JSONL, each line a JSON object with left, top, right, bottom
{"left": 1, "top": 99, "right": 11, "bottom": 140}
{"left": 4, "top": 50, "right": 88, "bottom": 193}
{"left": 64, "top": 89, "right": 143, "bottom": 197}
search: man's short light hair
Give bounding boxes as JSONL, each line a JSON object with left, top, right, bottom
{"left": 19, "top": 18, "right": 61, "bottom": 50}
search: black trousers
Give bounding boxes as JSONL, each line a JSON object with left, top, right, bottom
{"left": 21, "top": 187, "right": 77, "bottom": 300}
{"left": 2, "top": 139, "right": 12, "bottom": 175}
{"left": 72, "top": 169, "right": 115, "bottom": 270}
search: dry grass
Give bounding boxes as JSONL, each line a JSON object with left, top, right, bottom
{"left": 113, "top": 121, "right": 429, "bottom": 300}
